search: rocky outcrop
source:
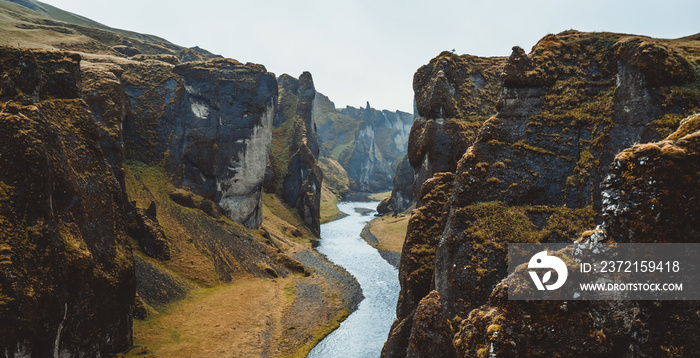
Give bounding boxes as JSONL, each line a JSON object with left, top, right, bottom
{"left": 382, "top": 52, "right": 505, "bottom": 216}
{"left": 0, "top": 47, "right": 134, "bottom": 357}
{"left": 453, "top": 115, "right": 700, "bottom": 357}
{"left": 407, "top": 53, "right": 506, "bottom": 207}
{"left": 119, "top": 57, "right": 277, "bottom": 229}
{"left": 387, "top": 31, "right": 700, "bottom": 357}
{"left": 265, "top": 72, "right": 322, "bottom": 236}
{"left": 382, "top": 173, "right": 454, "bottom": 357}
{"left": 381, "top": 153, "right": 414, "bottom": 213}
{"left": 126, "top": 201, "right": 171, "bottom": 260}
{"left": 382, "top": 52, "right": 505, "bottom": 357}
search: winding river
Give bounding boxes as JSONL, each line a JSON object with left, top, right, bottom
{"left": 307, "top": 201, "right": 400, "bottom": 358}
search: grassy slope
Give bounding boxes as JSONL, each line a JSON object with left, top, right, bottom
{"left": 320, "top": 182, "right": 341, "bottom": 224}
{"left": 0, "top": 0, "right": 215, "bottom": 60}
{"left": 122, "top": 162, "right": 354, "bottom": 357}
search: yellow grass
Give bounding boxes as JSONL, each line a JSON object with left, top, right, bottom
{"left": 368, "top": 191, "right": 392, "bottom": 201}
{"left": 129, "top": 277, "right": 289, "bottom": 357}
{"left": 366, "top": 214, "right": 410, "bottom": 253}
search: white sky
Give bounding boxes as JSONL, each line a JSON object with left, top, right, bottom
{"left": 39, "top": 0, "right": 700, "bottom": 113}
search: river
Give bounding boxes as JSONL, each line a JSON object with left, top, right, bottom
{"left": 307, "top": 201, "right": 400, "bottom": 358}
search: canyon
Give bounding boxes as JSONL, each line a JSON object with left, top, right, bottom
{"left": 0, "top": 0, "right": 402, "bottom": 356}
{"left": 1, "top": 0, "right": 700, "bottom": 357}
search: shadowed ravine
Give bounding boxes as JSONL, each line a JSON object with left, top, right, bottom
{"left": 308, "top": 201, "right": 400, "bottom": 358}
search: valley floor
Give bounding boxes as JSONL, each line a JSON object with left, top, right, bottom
{"left": 127, "top": 269, "right": 352, "bottom": 358}
{"left": 121, "top": 164, "right": 361, "bottom": 358}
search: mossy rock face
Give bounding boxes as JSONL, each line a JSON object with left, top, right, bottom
{"left": 0, "top": 47, "right": 81, "bottom": 101}
{"left": 406, "top": 52, "right": 506, "bottom": 211}
{"left": 454, "top": 118, "right": 700, "bottom": 358}
{"left": 385, "top": 49, "right": 506, "bottom": 357}
{"left": 266, "top": 72, "right": 322, "bottom": 236}
{"left": 404, "top": 291, "right": 455, "bottom": 358}
{"left": 434, "top": 203, "right": 596, "bottom": 318}
{"left": 393, "top": 31, "right": 700, "bottom": 357}
{"left": 452, "top": 31, "right": 700, "bottom": 213}
{"left": 0, "top": 48, "right": 133, "bottom": 357}
{"left": 414, "top": 52, "right": 506, "bottom": 120}
{"left": 436, "top": 29, "right": 699, "bottom": 324}
{"left": 120, "top": 57, "right": 278, "bottom": 229}
{"left": 384, "top": 172, "right": 454, "bottom": 355}
{"left": 602, "top": 114, "right": 700, "bottom": 244}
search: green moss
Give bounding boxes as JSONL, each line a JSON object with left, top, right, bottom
{"left": 511, "top": 140, "right": 572, "bottom": 161}
{"left": 566, "top": 147, "right": 600, "bottom": 188}
{"left": 403, "top": 173, "right": 454, "bottom": 291}
{"left": 457, "top": 202, "right": 597, "bottom": 244}
{"left": 653, "top": 113, "right": 685, "bottom": 138}
{"left": 268, "top": 116, "right": 298, "bottom": 193}
{"left": 486, "top": 177, "right": 502, "bottom": 185}
{"left": 121, "top": 61, "right": 180, "bottom": 163}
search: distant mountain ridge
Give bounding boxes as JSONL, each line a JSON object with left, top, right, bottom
{"left": 314, "top": 96, "right": 414, "bottom": 193}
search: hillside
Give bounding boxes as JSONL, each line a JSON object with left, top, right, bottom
{"left": 0, "top": 0, "right": 218, "bottom": 61}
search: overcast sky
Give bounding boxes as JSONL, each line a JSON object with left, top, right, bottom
{"left": 40, "top": 0, "right": 700, "bottom": 113}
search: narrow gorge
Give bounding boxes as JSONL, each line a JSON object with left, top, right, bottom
{"left": 1, "top": 0, "right": 699, "bottom": 357}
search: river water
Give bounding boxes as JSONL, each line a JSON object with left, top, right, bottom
{"left": 307, "top": 201, "right": 400, "bottom": 358}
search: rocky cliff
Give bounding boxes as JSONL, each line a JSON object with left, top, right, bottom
{"left": 339, "top": 103, "right": 414, "bottom": 192}
{"left": 265, "top": 72, "right": 322, "bottom": 236}
{"left": 383, "top": 51, "right": 506, "bottom": 356}
{"left": 381, "top": 52, "right": 505, "bottom": 215}
{"left": 377, "top": 153, "right": 414, "bottom": 214}
{"left": 453, "top": 115, "right": 700, "bottom": 357}
{"left": 0, "top": 47, "right": 134, "bottom": 357}
{"left": 385, "top": 31, "right": 700, "bottom": 357}
{"left": 119, "top": 57, "right": 277, "bottom": 229}
{"left": 314, "top": 94, "right": 414, "bottom": 193}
